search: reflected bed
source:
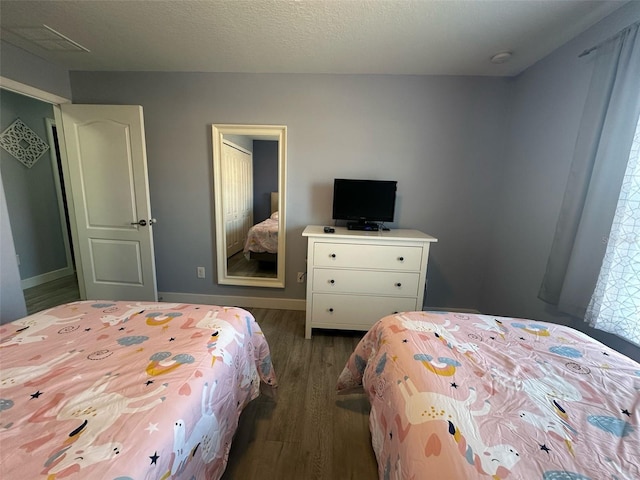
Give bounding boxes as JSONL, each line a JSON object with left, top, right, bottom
{"left": 243, "top": 191, "right": 279, "bottom": 264}
{"left": 243, "top": 211, "right": 279, "bottom": 263}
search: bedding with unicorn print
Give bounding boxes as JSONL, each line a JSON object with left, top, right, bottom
{"left": 0, "top": 301, "right": 276, "bottom": 480}
{"left": 243, "top": 214, "right": 279, "bottom": 257}
{"left": 337, "top": 311, "right": 640, "bottom": 480}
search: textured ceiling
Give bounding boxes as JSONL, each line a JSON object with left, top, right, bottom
{"left": 0, "top": 0, "right": 627, "bottom": 76}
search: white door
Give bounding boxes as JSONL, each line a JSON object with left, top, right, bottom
{"left": 56, "top": 104, "right": 157, "bottom": 301}
{"left": 222, "top": 142, "right": 253, "bottom": 258}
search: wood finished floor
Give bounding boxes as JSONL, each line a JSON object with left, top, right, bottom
{"left": 222, "top": 308, "right": 378, "bottom": 480}
{"left": 227, "top": 251, "right": 277, "bottom": 278}
{"left": 23, "top": 274, "right": 81, "bottom": 315}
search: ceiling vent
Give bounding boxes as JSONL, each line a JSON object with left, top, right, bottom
{"left": 6, "top": 25, "right": 90, "bottom": 52}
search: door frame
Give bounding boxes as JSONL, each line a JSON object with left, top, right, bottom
{"left": 0, "top": 76, "right": 84, "bottom": 296}
{"left": 1, "top": 76, "right": 159, "bottom": 302}
{"left": 43, "top": 118, "right": 75, "bottom": 281}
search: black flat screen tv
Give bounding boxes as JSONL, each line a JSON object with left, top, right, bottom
{"left": 332, "top": 179, "right": 397, "bottom": 230}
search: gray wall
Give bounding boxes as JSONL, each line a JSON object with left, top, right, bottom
{"left": 481, "top": 1, "right": 640, "bottom": 359}
{"left": 69, "top": 72, "right": 511, "bottom": 305}
{"left": 0, "top": 168, "right": 26, "bottom": 322}
{"left": 253, "top": 140, "right": 278, "bottom": 222}
{"left": 0, "top": 39, "right": 71, "bottom": 321}
{"left": 224, "top": 134, "right": 253, "bottom": 151}
{"left": 0, "top": 89, "right": 67, "bottom": 281}
{"left": 0, "top": 40, "right": 72, "bottom": 99}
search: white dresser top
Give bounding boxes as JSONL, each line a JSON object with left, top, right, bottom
{"left": 302, "top": 225, "right": 437, "bottom": 242}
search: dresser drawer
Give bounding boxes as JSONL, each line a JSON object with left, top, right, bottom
{"left": 311, "top": 293, "right": 417, "bottom": 329}
{"left": 313, "top": 243, "right": 422, "bottom": 271}
{"left": 312, "top": 269, "right": 420, "bottom": 296}
{"left": 303, "top": 226, "right": 437, "bottom": 338}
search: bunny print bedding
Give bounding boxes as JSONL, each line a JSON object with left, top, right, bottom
{"left": 337, "top": 311, "right": 639, "bottom": 480}
{"left": 0, "top": 301, "right": 276, "bottom": 480}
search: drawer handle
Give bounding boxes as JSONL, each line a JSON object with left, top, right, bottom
{"left": 395, "top": 282, "right": 402, "bottom": 287}
{"left": 398, "top": 256, "right": 405, "bottom": 262}
{"left": 328, "top": 308, "right": 334, "bottom": 313}
{"left": 329, "top": 279, "right": 335, "bottom": 284}
{"left": 330, "top": 253, "right": 337, "bottom": 258}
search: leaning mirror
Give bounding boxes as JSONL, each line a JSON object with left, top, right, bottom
{"left": 212, "top": 124, "right": 286, "bottom": 288}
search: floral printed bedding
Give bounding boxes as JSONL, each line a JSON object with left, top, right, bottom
{"left": 0, "top": 301, "right": 276, "bottom": 480}
{"left": 243, "top": 216, "right": 278, "bottom": 256}
{"left": 337, "top": 311, "right": 640, "bottom": 480}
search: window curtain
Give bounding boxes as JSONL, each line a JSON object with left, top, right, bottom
{"left": 585, "top": 117, "right": 640, "bottom": 344}
{"left": 539, "top": 22, "right": 640, "bottom": 318}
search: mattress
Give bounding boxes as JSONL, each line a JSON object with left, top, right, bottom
{"left": 244, "top": 216, "right": 278, "bottom": 255}
{"left": 0, "top": 301, "right": 277, "bottom": 479}
{"left": 337, "top": 311, "right": 640, "bottom": 480}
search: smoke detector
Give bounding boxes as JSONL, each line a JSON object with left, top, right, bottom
{"left": 490, "top": 51, "right": 512, "bottom": 64}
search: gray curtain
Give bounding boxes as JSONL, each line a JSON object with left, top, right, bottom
{"left": 539, "top": 22, "right": 640, "bottom": 318}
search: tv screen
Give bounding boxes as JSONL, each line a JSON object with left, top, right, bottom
{"left": 332, "top": 179, "right": 397, "bottom": 224}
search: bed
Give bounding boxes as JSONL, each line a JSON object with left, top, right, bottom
{"left": 337, "top": 311, "right": 640, "bottom": 480}
{"left": 0, "top": 300, "right": 277, "bottom": 480}
{"left": 243, "top": 211, "right": 279, "bottom": 262}
{"left": 243, "top": 192, "right": 280, "bottom": 263}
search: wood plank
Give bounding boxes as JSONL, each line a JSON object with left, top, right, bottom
{"left": 222, "top": 309, "right": 378, "bottom": 479}
{"left": 23, "top": 275, "right": 80, "bottom": 315}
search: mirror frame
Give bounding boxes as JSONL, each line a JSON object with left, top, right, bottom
{"left": 212, "top": 124, "right": 287, "bottom": 288}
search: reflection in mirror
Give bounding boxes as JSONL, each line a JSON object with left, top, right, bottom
{"left": 212, "top": 125, "right": 286, "bottom": 288}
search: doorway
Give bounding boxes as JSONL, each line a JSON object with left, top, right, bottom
{"left": 2, "top": 78, "right": 158, "bottom": 307}
{"left": 0, "top": 88, "right": 79, "bottom": 313}
{"left": 22, "top": 122, "right": 79, "bottom": 314}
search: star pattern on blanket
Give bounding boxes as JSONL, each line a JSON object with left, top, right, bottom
{"left": 336, "top": 310, "right": 640, "bottom": 480}
{"left": 145, "top": 423, "right": 159, "bottom": 434}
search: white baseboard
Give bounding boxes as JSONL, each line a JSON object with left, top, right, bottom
{"left": 158, "top": 291, "right": 306, "bottom": 311}
{"left": 21, "top": 266, "right": 74, "bottom": 290}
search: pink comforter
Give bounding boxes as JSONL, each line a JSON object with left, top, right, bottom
{"left": 244, "top": 217, "right": 278, "bottom": 255}
{"left": 337, "top": 311, "right": 640, "bottom": 480}
{"left": 0, "top": 301, "right": 276, "bottom": 480}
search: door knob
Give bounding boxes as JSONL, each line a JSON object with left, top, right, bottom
{"left": 131, "top": 218, "right": 157, "bottom": 227}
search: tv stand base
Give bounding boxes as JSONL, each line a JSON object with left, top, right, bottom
{"left": 347, "top": 222, "right": 379, "bottom": 231}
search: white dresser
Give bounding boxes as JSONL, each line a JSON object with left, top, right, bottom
{"left": 302, "top": 226, "right": 437, "bottom": 338}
